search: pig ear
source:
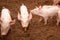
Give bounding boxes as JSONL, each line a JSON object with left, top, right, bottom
{"left": 17, "top": 12, "right": 21, "bottom": 20}
{"left": 39, "top": 5, "right": 42, "bottom": 9}
{"left": 0, "top": 19, "right": 2, "bottom": 24}
{"left": 10, "top": 19, "right": 16, "bottom": 25}
{"left": 28, "top": 13, "right": 32, "bottom": 20}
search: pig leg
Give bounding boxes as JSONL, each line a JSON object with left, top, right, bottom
{"left": 56, "top": 19, "right": 60, "bottom": 25}
{"left": 57, "top": 11, "right": 60, "bottom": 25}
{"left": 44, "top": 17, "right": 48, "bottom": 25}
{"left": 39, "top": 17, "right": 43, "bottom": 22}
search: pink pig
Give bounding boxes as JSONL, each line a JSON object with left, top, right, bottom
{"left": 18, "top": 4, "right": 32, "bottom": 31}
{"left": 30, "top": 5, "right": 60, "bottom": 25}
{"left": 0, "top": 7, "right": 15, "bottom": 36}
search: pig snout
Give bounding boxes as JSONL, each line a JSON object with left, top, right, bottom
{"left": 1, "top": 26, "right": 10, "bottom": 35}
{"left": 30, "top": 7, "right": 39, "bottom": 15}
{"left": 21, "top": 21, "right": 29, "bottom": 27}
{"left": 22, "top": 22, "right": 28, "bottom": 31}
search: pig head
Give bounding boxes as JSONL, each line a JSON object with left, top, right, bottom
{"left": 0, "top": 7, "right": 15, "bottom": 36}
{"left": 18, "top": 4, "right": 32, "bottom": 31}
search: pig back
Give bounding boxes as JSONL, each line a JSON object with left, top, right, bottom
{"left": 1, "top": 8, "right": 11, "bottom": 28}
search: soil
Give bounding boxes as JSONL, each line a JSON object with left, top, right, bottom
{"left": 0, "top": 0, "right": 60, "bottom": 40}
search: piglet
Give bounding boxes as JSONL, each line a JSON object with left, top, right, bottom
{"left": 18, "top": 4, "right": 32, "bottom": 31}
{"left": 30, "top": 5, "right": 59, "bottom": 25}
{"left": 0, "top": 7, "right": 15, "bottom": 36}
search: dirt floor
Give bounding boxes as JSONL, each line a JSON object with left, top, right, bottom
{"left": 0, "top": 0, "right": 60, "bottom": 40}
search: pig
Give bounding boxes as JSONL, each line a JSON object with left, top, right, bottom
{"left": 18, "top": 4, "right": 32, "bottom": 31}
{"left": 30, "top": 5, "right": 60, "bottom": 25}
{"left": 0, "top": 7, "right": 15, "bottom": 36}
{"left": 53, "top": 0, "right": 60, "bottom": 5}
